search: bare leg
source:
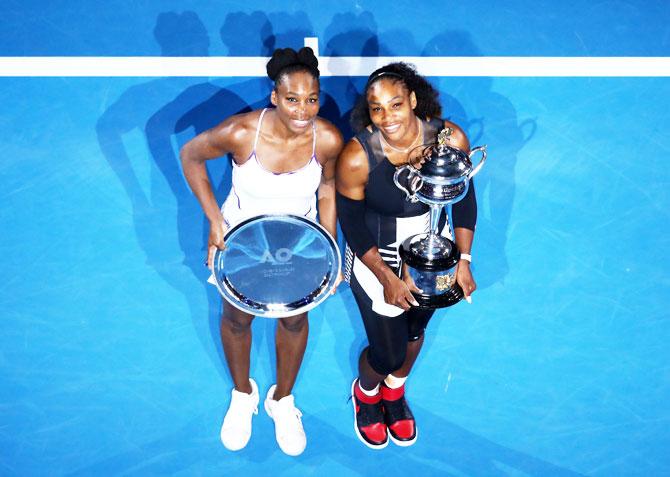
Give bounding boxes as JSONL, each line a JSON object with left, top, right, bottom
{"left": 358, "top": 347, "right": 386, "bottom": 391}
{"left": 391, "top": 334, "right": 425, "bottom": 379}
{"left": 274, "top": 312, "right": 308, "bottom": 399}
{"left": 220, "top": 300, "right": 255, "bottom": 393}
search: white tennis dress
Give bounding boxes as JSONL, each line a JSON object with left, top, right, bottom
{"left": 221, "top": 108, "right": 322, "bottom": 228}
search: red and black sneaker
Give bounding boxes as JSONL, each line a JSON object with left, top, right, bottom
{"left": 381, "top": 383, "right": 417, "bottom": 446}
{"left": 351, "top": 379, "right": 388, "bottom": 449}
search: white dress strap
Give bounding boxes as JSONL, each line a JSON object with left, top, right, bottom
{"left": 311, "top": 120, "right": 317, "bottom": 157}
{"left": 253, "top": 108, "right": 268, "bottom": 151}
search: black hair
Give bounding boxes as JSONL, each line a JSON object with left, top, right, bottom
{"left": 266, "top": 47, "right": 320, "bottom": 88}
{"left": 350, "top": 62, "right": 442, "bottom": 133}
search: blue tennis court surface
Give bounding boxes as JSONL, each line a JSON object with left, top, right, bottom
{"left": 1, "top": 2, "right": 669, "bottom": 476}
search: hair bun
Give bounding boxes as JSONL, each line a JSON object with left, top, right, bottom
{"left": 266, "top": 46, "right": 319, "bottom": 81}
{"left": 296, "top": 46, "right": 318, "bottom": 71}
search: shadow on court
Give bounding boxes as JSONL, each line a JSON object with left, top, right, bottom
{"left": 67, "top": 402, "right": 582, "bottom": 476}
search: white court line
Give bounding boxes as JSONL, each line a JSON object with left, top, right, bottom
{"left": 1, "top": 37, "right": 669, "bottom": 77}
{"left": 2, "top": 55, "right": 669, "bottom": 77}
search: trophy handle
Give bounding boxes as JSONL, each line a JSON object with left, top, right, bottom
{"left": 393, "top": 165, "right": 421, "bottom": 202}
{"left": 468, "top": 145, "right": 487, "bottom": 179}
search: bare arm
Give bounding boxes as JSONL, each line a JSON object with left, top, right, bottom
{"left": 180, "top": 115, "right": 248, "bottom": 266}
{"left": 316, "top": 122, "right": 344, "bottom": 240}
{"left": 180, "top": 118, "right": 241, "bottom": 223}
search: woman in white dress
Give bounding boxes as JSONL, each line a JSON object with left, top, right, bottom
{"left": 180, "top": 47, "right": 343, "bottom": 456}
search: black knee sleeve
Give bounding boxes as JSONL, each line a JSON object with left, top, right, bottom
{"left": 406, "top": 307, "right": 434, "bottom": 342}
{"left": 366, "top": 346, "right": 406, "bottom": 376}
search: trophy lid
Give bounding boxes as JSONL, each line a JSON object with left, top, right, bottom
{"left": 411, "top": 127, "right": 472, "bottom": 181}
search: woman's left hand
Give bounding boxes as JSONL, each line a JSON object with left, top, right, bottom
{"left": 455, "top": 261, "right": 477, "bottom": 303}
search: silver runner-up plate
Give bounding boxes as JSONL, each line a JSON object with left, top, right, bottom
{"left": 212, "top": 214, "right": 341, "bottom": 318}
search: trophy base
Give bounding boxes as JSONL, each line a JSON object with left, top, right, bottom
{"left": 399, "top": 233, "right": 463, "bottom": 309}
{"left": 412, "top": 283, "right": 464, "bottom": 309}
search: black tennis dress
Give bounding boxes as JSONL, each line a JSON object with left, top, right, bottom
{"left": 343, "top": 117, "right": 476, "bottom": 375}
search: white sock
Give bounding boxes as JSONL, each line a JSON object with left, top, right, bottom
{"left": 384, "top": 374, "right": 407, "bottom": 389}
{"left": 358, "top": 381, "right": 380, "bottom": 396}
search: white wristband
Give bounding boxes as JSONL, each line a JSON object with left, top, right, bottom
{"left": 460, "top": 253, "right": 472, "bottom": 263}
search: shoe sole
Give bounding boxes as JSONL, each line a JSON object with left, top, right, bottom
{"left": 220, "top": 434, "right": 250, "bottom": 452}
{"left": 351, "top": 379, "right": 389, "bottom": 450}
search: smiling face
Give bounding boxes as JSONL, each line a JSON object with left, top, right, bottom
{"left": 366, "top": 78, "right": 418, "bottom": 142}
{"left": 271, "top": 70, "right": 320, "bottom": 134}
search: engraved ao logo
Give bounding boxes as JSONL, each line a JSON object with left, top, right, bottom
{"left": 260, "top": 248, "right": 294, "bottom": 278}
{"left": 259, "top": 248, "right": 293, "bottom": 265}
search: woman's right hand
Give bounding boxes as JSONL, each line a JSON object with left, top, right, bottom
{"left": 207, "top": 220, "right": 228, "bottom": 270}
{"left": 381, "top": 272, "right": 420, "bottom": 311}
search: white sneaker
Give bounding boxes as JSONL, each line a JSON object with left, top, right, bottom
{"left": 264, "top": 385, "right": 307, "bottom": 456}
{"left": 220, "top": 378, "right": 259, "bottom": 451}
